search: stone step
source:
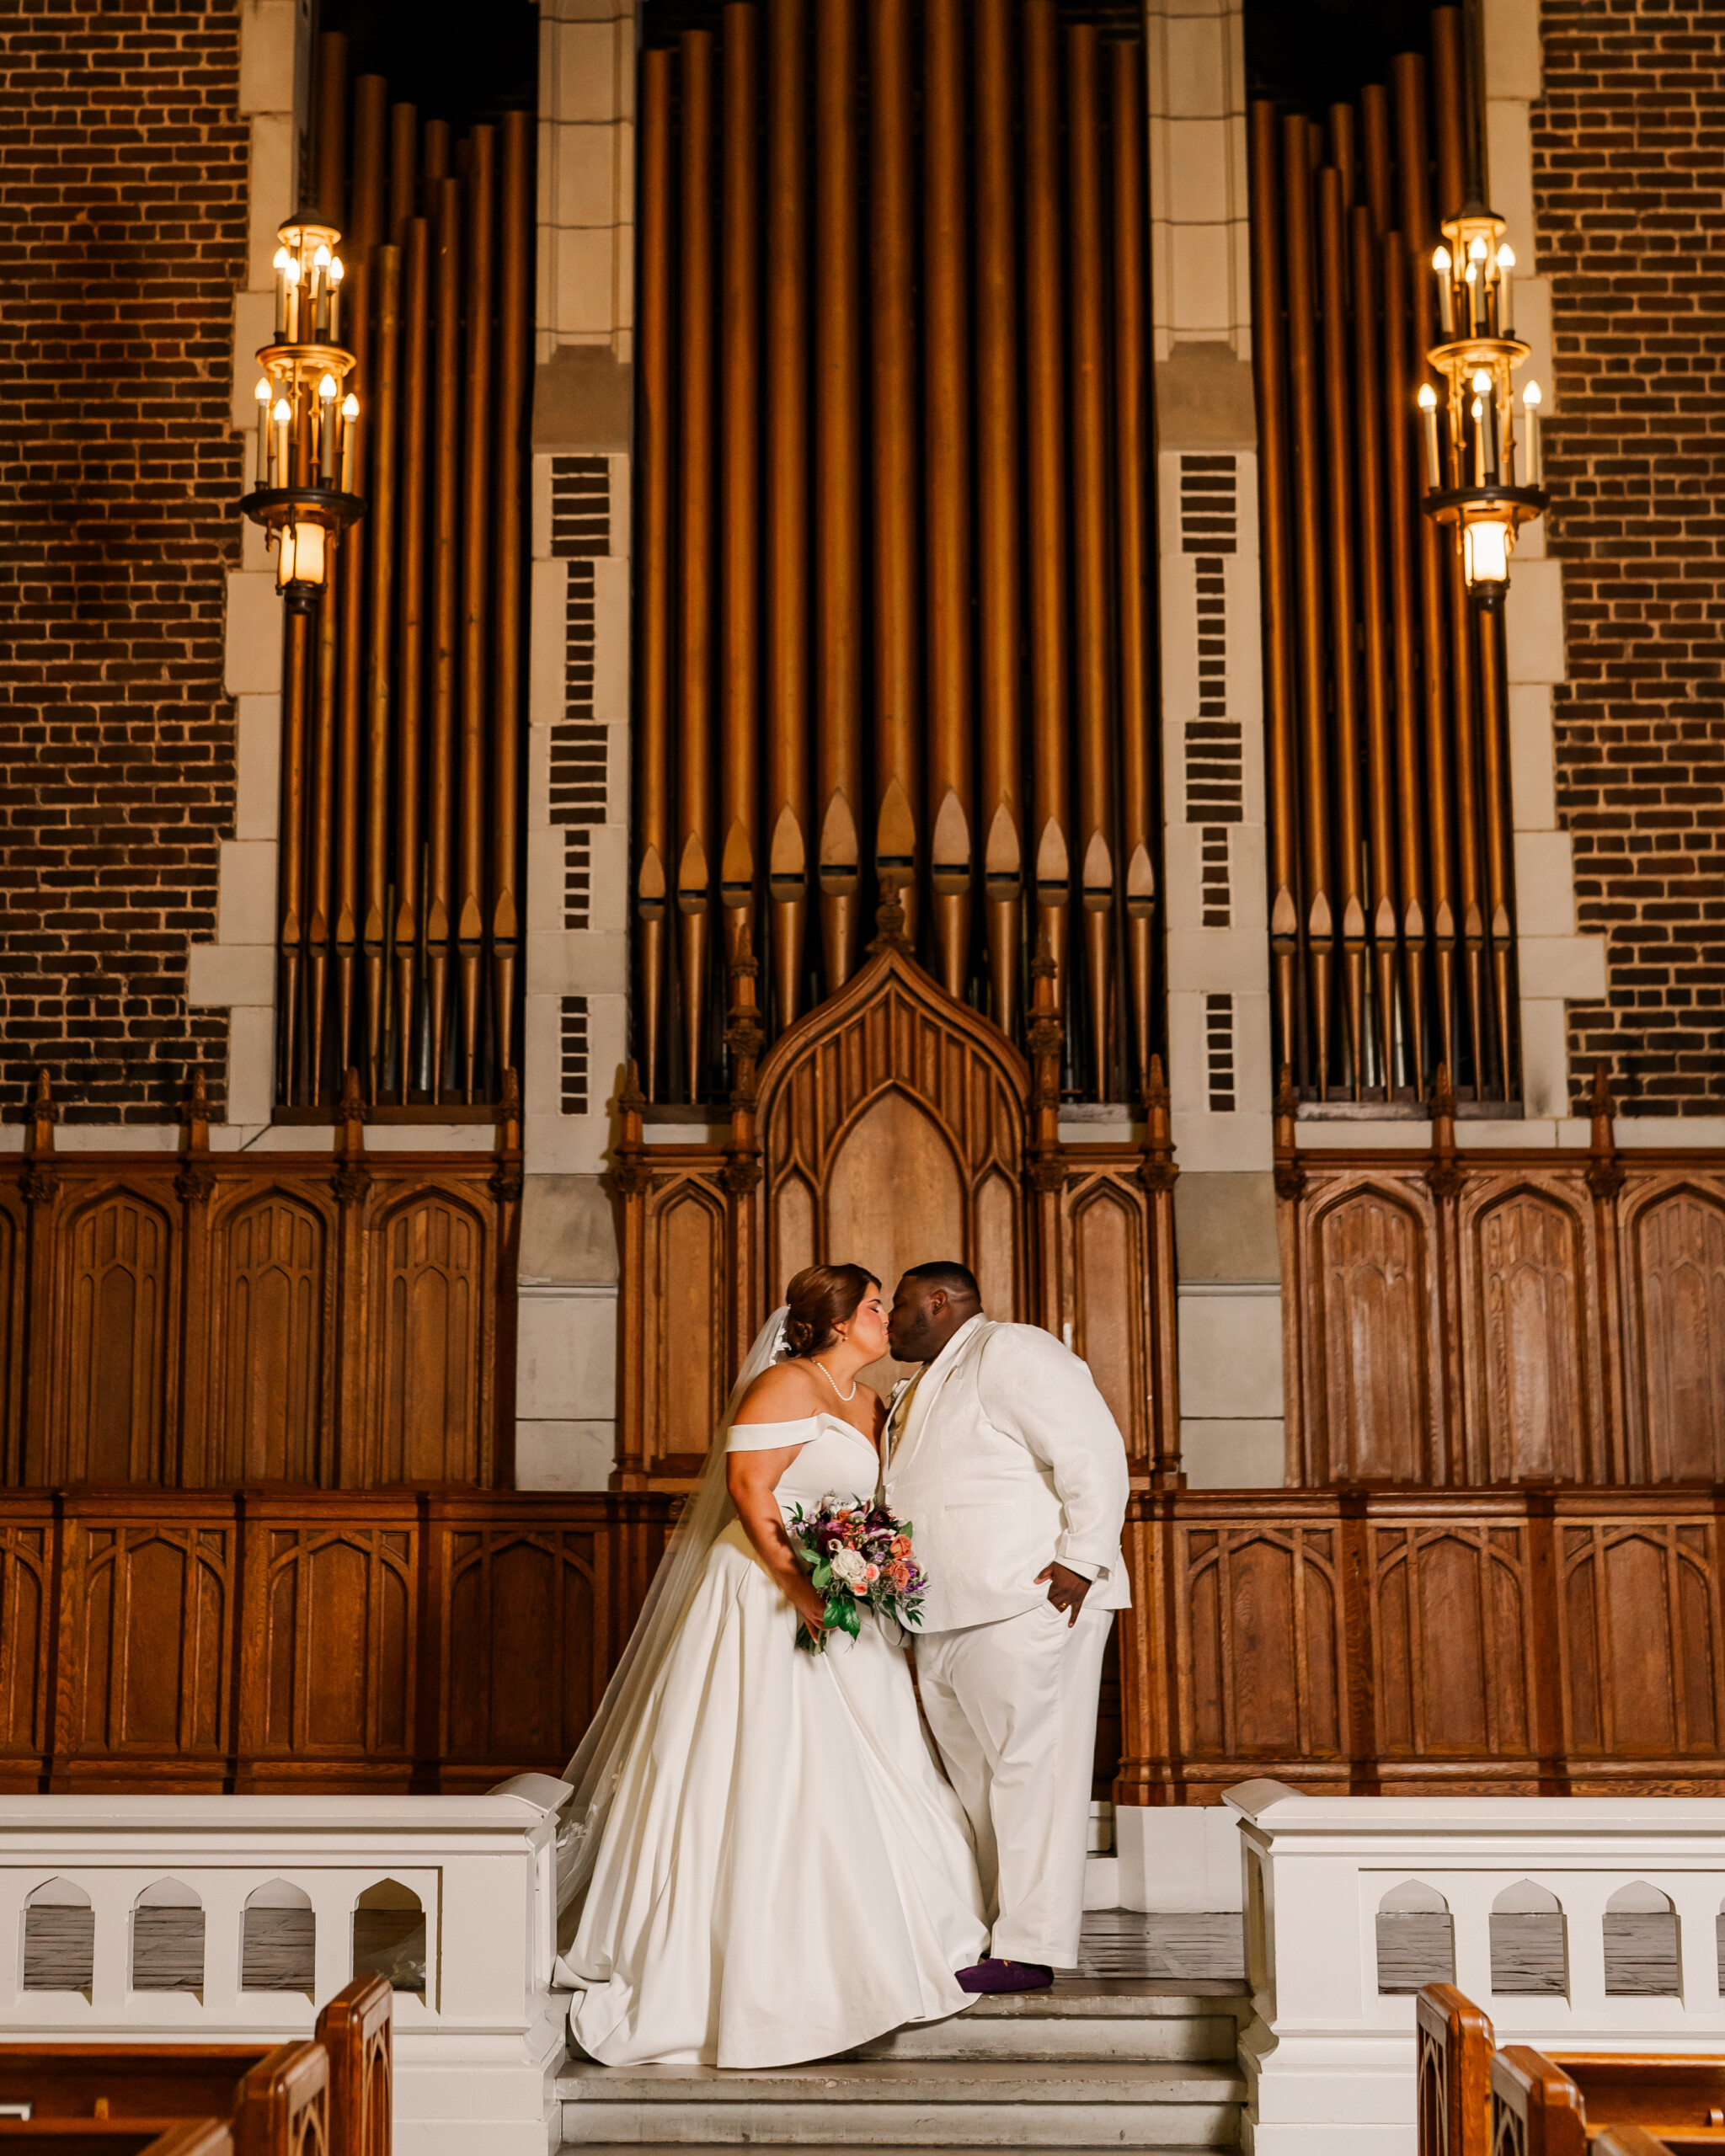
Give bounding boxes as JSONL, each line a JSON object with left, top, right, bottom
{"left": 557, "top": 2055, "right": 1246, "bottom": 2147}
{"left": 851, "top": 1987, "right": 1247, "bottom": 2063}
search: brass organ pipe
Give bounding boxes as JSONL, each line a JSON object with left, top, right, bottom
{"left": 1284, "top": 115, "right": 1332, "bottom": 1093}
{"left": 1381, "top": 224, "right": 1428, "bottom": 1091}
{"left": 1477, "top": 600, "right": 1516, "bottom": 1097}
{"left": 678, "top": 30, "right": 718, "bottom": 1097}
{"left": 1111, "top": 38, "right": 1155, "bottom": 1105}
{"left": 334, "top": 77, "right": 387, "bottom": 1091}
{"left": 925, "top": 0, "right": 972, "bottom": 1000}
{"left": 1066, "top": 22, "right": 1113, "bottom": 1095}
{"left": 278, "top": 611, "right": 311, "bottom": 1102}
{"left": 492, "top": 109, "right": 531, "bottom": 1083}
{"left": 636, "top": 50, "right": 675, "bottom": 1096}
{"left": 1023, "top": 1, "right": 1071, "bottom": 1011}
{"left": 458, "top": 125, "right": 495, "bottom": 1101}
{"left": 763, "top": 1, "right": 807, "bottom": 1031}
{"left": 1393, "top": 50, "right": 1456, "bottom": 1089}
{"left": 1360, "top": 82, "right": 1392, "bottom": 238}
{"left": 312, "top": 33, "right": 347, "bottom": 222}
{"left": 389, "top": 102, "right": 417, "bottom": 242}
{"left": 393, "top": 215, "right": 430, "bottom": 1097}
{"left": 423, "top": 119, "right": 450, "bottom": 189}
{"left": 363, "top": 240, "right": 401, "bottom": 1097}
{"left": 814, "top": 0, "right": 863, "bottom": 988}
{"left": 721, "top": 5, "right": 761, "bottom": 969}
{"left": 1432, "top": 10, "right": 1487, "bottom": 1090}
{"left": 1352, "top": 201, "right": 1397, "bottom": 1097}
{"left": 975, "top": 0, "right": 1023, "bottom": 1039}
{"left": 1250, "top": 100, "right": 1300, "bottom": 1076}
{"left": 869, "top": 0, "right": 919, "bottom": 942}
{"left": 307, "top": 526, "right": 339, "bottom": 1102}
{"left": 429, "top": 173, "right": 462, "bottom": 1102}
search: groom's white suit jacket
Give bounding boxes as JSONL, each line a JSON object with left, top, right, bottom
{"left": 881, "top": 1314, "right": 1130, "bottom": 1634}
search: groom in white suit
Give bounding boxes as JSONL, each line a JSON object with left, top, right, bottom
{"left": 883, "top": 1262, "right": 1130, "bottom": 1993}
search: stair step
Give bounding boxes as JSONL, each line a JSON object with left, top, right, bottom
{"left": 852, "top": 1988, "right": 1247, "bottom": 2063}
{"left": 558, "top": 2057, "right": 1245, "bottom": 2146}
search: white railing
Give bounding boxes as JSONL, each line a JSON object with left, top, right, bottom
{"left": 0, "top": 1775, "right": 570, "bottom": 2156}
{"left": 1227, "top": 1778, "right": 1725, "bottom": 2156}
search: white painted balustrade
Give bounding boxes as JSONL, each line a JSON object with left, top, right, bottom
{"left": 1226, "top": 1779, "right": 1725, "bottom": 2156}
{"left": 0, "top": 1777, "right": 571, "bottom": 2156}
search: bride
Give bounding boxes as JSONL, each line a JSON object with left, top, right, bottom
{"left": 558, "top": 1262, "right": 987, "bottom": 2069}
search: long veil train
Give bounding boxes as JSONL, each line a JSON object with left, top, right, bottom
{"left": 554, "top": 1304, "right": 791, "bottom": 1928}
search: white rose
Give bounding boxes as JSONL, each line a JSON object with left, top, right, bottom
{"left": 830, "top": 1548, "right": 868, "bottom": 1590}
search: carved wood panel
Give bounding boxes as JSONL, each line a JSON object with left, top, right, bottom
{"left": 639, "top": 1172, "right": 732, "bottom": 1481}
{"left": 1176, "top": 1520, "right": 1346, "bottom": 1765}
{"left": 1626, "top": 1182, "right": 1725, "bottom": 1482}
{"left": 1309, "top": 1182, "right": 1436, "bottom": 1481}
{"left": 252, "top": 1523, "right": 415, "bottom": 1764}
{"left": 1558, "top": 1517, "right": 1722, "bottom": 1760}
{"left": 0, "top": 1150, "right": 515, "bottom": 1492}
{"left": 373, "top": 1192, "right": 487, "bottom": 1483}
{"left": 57, "top": 1190, "right": 174, "bottom": 1483}
{"left": 208, "top": 1190, "right": 331, "bottom": 1483}
{"left": 1370, "top": 1523, "right": 1533, "bottom": 1758}
{"left": 1284, "top": 1147, "right": 1725, "bottom": 1489}
{"left": 441, "top": 1523, "right": 602, "bottom": 1768}
{"left": 1065, "top": 1170, "right": 1153, "bottom": 1470}
{"left": 1462, "top": 1180, "right": 1601, "bottom": 1483}
{"left": 0, "top": 1507, "right": 51, "bottom": 1775}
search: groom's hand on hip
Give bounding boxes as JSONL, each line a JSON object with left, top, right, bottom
{"left": 1035, "top": 1561, "right": 1091, "bottom": 1626}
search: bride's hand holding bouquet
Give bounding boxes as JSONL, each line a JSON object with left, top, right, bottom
{"left": 786, "top": 1493, "right": 927, "bottom": 1653}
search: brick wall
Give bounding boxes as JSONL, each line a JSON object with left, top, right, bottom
{"left": 0, "top": 0, "right": 246, "bottom": 1122}
{"left": 1533, "top": 0, "right": 1725, "bottom": 1116}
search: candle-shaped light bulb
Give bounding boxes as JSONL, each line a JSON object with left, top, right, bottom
{"left": 1433, "top": 244, "right": 1455, "bottom": 334}
{"left": 272, "top": 396, "right": 292, "bottom": 488}
{"left": 1464, "top": 258, "right": 1479, "bottom": 334}
{"left": 1418, "top": 382, "right": 1441, "bottom": 490}
{"left": 284, "top": 254, "right": 302, "bottom": 341}
{"left": 327, "top": 254, "right": 344, "bottom": 343}
{"left": 317, "top": 377, "right": 336, "bottom": 483}
{"left": 1471, "top": 394, "right": 1487, "bottom": 486}
{"left": 1523, "top": 379, "right": 1542, "bottom": 486}
{"left": 312, "top": 243, "right": 331, "bottom": 338}
{"left": 254, "top": 377, "right": 271, "bottom": 485}
{"left": 339, "top": 392, "right": 360, "bottom": 492}
{"left": 1495, "top": 240, "right": 1515, "bottom": 334}
{"left": 272, "top": 246, "right": 291, "bottom": 337}
{"left": 1468, "top": 235, "right": 1488, "bottom": 263}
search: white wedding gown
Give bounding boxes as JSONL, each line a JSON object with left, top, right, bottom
{"left": 565, "top": 1410, "right": 987, "bottom": 2069}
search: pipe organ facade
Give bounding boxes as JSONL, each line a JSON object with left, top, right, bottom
{"left": 632, "top": 0, "right": 1166, "bottom": 1109}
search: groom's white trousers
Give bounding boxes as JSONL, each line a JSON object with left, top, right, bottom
{"left": 915, "top": 1598, "right": 1111, "bottom": 1969}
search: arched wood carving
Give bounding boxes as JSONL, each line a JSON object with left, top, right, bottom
{"left": 372, "top": 1192, "right": 487, "bottom": 1485}
{"left": 1311, "top": 1184, "right": 1435, "bottom": 1482}
{"left": 54, "top": 1190, "right": 174, "bottom": 1484}
{"left": 754, "top": 943, "right": 1031, "bottom": 1358}
{"left": 1464, "top": 1184, "right": 1597, "bottom": 1483}
{"left": 1627, "top": 1185, "right": 1725, "bottom": 1481}
{"left": 207, "top": 1191, "right": 330, "bottom": 1485}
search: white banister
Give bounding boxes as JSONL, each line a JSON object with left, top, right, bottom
{"left": 0, "top": 1785, "right": 571, "bottom": 2156}
{"left": 1226, "top": 1778, "right": 1725, "bottom": 2156}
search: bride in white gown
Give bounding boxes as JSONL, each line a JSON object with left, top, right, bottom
{"left": 558, "top": 1263, "right": 987, "bottom": 2070}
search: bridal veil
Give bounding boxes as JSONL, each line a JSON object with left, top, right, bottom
{"left": 554, "top": 1304, "right": 792, "bottom": 1922}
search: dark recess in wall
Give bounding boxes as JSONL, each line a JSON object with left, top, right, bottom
{"left": 315, "top": 0, "right": 537, "bottom": 128}
{"left": 1244, "top": 0, "right": 1438, "bottom": 115}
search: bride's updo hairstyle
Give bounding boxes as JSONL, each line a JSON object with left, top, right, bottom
{"left": 781, "top": 1263, "right": 880, "bottom": 1358}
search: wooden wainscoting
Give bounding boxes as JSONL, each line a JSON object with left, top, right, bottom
{"left": 1115, "top": 1485, "right": 1725, "bottom": 1804}
{"left": 0, "top": 1486, "right": 672, "bottom": 1791}
{"left": 0, "top": 1097, "right": 521, "bottom": 1486}
{"left": 1275, "top": 1080, "right": 1725, "bottom": 1486}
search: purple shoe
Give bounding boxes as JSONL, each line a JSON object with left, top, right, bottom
{"left": 956, "top": 1958, "right": 1055, "bottom": 1994}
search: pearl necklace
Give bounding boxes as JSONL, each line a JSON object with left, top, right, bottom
{"left": 811, "top": 1354, "right": 859, "bottom": 1403}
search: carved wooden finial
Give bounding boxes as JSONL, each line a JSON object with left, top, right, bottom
{"left": 864, "top": 884, "right": 911, "bottom": 958}
{"left": 1429, "top": 1061, "right": 1457, "bottom": 1123}
{"left": 27, "top": 1070, "right": 57, "bottom": 1151}
{"left": 617, "top": 1060, "right": 648, "bottom": 1120}
{"left": 180, "top": 1069, "right": 211, "bottom": 1155}
{"left": 1589, "top": 1059, "right": 1616, "bottom": 1127}
{"left": 499, "top": 1065, "right": 522, "bottom": 1126}
{"left": 1273, "top": 1061, "right": 1299, "bottom": 1123}
{"left": 1585, "top": 1059, "right": 1625, "bottom": 1200}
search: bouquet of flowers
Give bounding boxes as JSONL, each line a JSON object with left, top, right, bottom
{"left": 785, "top": 1492, "right": 927, "bottom": 1654}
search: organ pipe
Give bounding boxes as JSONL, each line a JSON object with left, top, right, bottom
{"left": 1110, "top": 38, "right": 1156, "bottom": 1109}
{"left": 814, "top": 0, "right": 864, "bottom": 992}
{"left": 763, "top": 1, "right": 808, "bottom": 1032}
{"left": 974, "top": 0, "right": 1023, "bottom": 1040}
{"left": 635, "top": 50, "right": 675, "bottom": 1097}
{"left": 428, "top": 173, "right": 461, "bottom": 1102}
{"left": 393, "top": 211, "right": 429, "bottom": 1097}
{"left": 870, "top": 0, "right": 920, "bottom": 945}
{"left": 925, "top": 0, "right": 972, "bottom": 1000}
{"left": 492, "top": 109, "right": 530, "bottom": 1085}
{"left": 458, "top": 125, "right": 494, "bottom": 1102}
{"left": 1022, "top": 1, "right": 1071, "bottom": 1018}
{"left": 677, "top": 30, "right": 718, "bottom": 1099}
{"left": 721, "top": 6, "right": 761, "bottom": 969}
{"left": 1066, "top": 23, "right": 1114, "bottom": 1096}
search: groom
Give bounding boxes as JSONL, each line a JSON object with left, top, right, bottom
{"left": 884, "top": 1262, "right": 1130, "bottom": 1994}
